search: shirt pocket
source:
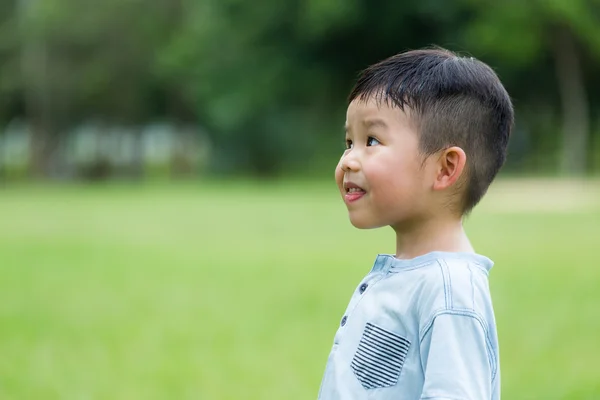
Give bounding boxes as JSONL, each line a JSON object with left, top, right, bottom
{"left": 350, "top": 322, "right": 411, "bottom": 390}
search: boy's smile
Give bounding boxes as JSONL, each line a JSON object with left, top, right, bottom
{"left": 335, "top": 97, "right": 433, "bottom": 230}
{"left": 343, "top": 181, "right": 366, "bottom": 203}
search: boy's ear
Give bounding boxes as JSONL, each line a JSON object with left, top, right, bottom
{"left": 432, "top": 146, "right": 467, "bottom": 191}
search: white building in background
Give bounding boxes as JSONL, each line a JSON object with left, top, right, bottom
{"left": 0, "top": 119, "right": 32, "bottom": 178}
{"left": 0, "top": 119, "right": 212, "bottom": 180}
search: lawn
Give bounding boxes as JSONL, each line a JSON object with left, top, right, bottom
{"left": 0, "top": 179, "right": 598, "bottom": 399}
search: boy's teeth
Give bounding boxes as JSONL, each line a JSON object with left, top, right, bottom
{"left": 348, "top": 188, "right": 363, "bottom": 193}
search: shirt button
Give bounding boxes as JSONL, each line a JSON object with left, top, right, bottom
{"left": 359, "top": 283, "right": 368, "bottom": 294}
{"left": 341, "top": 315, "right": 348, "bottom": 326}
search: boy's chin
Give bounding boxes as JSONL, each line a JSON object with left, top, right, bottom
{"left": 348, "top": 215, "right": 383, "bottom": 230}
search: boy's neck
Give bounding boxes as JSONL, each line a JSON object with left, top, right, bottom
{"left": 392, "top": 216, "right": 474, "bottom": 260}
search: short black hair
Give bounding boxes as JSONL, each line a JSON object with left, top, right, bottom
{"left": 349, "top": 47, "right": 514, "bottom": 214}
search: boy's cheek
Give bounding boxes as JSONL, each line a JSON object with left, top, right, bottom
{"left": 334, "top": 164, "right": 344, "bottom": 190}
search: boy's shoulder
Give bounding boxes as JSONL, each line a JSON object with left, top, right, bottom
{"left": 379, "top": 252, "right": 495, "bottom": 333}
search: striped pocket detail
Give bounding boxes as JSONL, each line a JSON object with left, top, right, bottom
{"left": 351, "top": 322, "right": 410, "bottom": 389}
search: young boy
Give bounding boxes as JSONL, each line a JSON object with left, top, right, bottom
{"left": 317, "top": 47, "right": 513, "bottom": 400}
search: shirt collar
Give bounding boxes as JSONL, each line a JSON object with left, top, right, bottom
{"left": 371, "top": 251, "right": 494, "bottom": 274}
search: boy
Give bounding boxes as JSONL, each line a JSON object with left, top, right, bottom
{"left": 317, "top": 47, "right": 513, "bottom": 400}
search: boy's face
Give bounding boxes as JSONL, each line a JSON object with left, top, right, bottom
{"left": 335, "top": 97, "right": 434, "bottom": 229}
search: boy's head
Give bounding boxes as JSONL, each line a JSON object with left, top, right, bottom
{"left": 335, "top": 47, "right": 513, "bottom": 229}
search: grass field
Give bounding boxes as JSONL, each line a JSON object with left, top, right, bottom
{"left": 0, "top": 178, "right": 599, "bottom": 399}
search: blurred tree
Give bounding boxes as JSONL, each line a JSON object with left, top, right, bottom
{"left": 461, "top": 0, "right": 600, "bottom": 175}
{"left": 12, "top": 0, "right": 188, "bottom": 176}
{"left": 1, "top": 0, "right": 599, "bottom": 177}
{"left": 0, "top": 0, "right": 20, "bottom": 124}
{"left": 159, "top": 0, "right": 469, "bottom": 175}
{"left": 158, "top": 0, "right": 339, "bottom": 175}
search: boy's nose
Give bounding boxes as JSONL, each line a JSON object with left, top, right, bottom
{"left": 340, "top": 153, "right": 360, "bottom": 172}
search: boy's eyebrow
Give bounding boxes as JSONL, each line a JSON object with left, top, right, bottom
{"left": 363, "top": 118, "right": 388, "bottom": 130}
{"left": 344, "top": 118, "right": 387, "bottom": 133}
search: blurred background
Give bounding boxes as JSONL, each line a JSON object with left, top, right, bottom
{"left": 0, "top": 0, "right": 599, "bottom": 399}
{"left": 1, "top": 0, "right": 600, "bottom": 178}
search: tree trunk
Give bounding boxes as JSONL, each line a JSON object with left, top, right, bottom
{"left": 19, "top": 0, "right": 54, "bottom": 178}
{"left": 553, "top": 26, "right": 589, "bottom": 175}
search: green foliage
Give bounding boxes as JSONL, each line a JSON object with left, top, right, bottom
{"left": 461, "top": 0, "right": 600, "bottom": 65}
{"left": 1, "top": 0, "right": 600, "bottom": 175}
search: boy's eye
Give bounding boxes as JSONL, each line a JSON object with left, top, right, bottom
{"left": 345, "top": 139, "right": 353, "bottom": 150}
{"left": 367, "top": 137, "right": 381, "bottom": 146}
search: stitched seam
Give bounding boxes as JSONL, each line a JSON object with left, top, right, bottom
{"left": 419, "top": 307, "right": 446, "bottom": 340}
{"left": 421, "top": 397, "right": 464, "bottom": 400}
{"left": 469, "top": 264, "right": 475, "bottom": 312}
{"left": 438, "top": 260, "right": 449, "bottom": 309}
{"left": 389, "top": 260, "right": 439, "bottom": 273}
{"left": 419, "top": 310, "right": 497, "bottom": 381}
{"left": 471, "top": 263, "right": 490, "bottom": 275}
{"left": 391, "top": 260, "right": 490, "bottom": 275}
{"left": 443, "top": 260, "right": 454, "bottom": 309}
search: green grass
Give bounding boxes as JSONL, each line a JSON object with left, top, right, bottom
{"left": 0, "top": 179, "right": 599, "bottom": 399}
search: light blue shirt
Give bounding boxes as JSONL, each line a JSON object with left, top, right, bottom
{"left": 318, "top": 252, "right": 500, "bottom": 400}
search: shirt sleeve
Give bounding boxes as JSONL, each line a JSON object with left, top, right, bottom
{"left": 419, "top": 311, "right": 494, "bottom": 400}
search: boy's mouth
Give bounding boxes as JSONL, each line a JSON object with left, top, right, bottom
{"left": 343, "top": 182, "right": 366, "bottom": 203}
